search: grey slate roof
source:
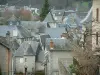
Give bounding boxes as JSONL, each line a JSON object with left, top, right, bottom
{"left": 43, "top": 12, "right": 55, "bottom": 23}
{"left": 51, "top": 9, "right": 65, "bottom": 16}
{"left": 0, "top": 36, "right": 19, "bottom": 50}
{"left": 40, "top": 34, "right": 51, "bottom": 49}
{"left": 11, "top": 39, "right": 20, "bottom": 50}
{"left": 0, "top": 36, "right": 10, "bottom": 49}
{"left": 17, "top": 25, "right": 32, "bottom": 38}
{"left": 21, "top": 21, "right": 46, "bottom": 34}
{"left": 0, "top": 25, "right": 17, "bottom": 37}
{"left": 26, "top": 45, "right": 35, "bottom": 56}
{"left": 14, "top": 41, "right": 39, "bottom": 57}
{"left": 45, "top": 28, "right": 66, "bottom": 38}
{"left": 46, "top": 38, "right": 72, "bottom": 51}
{"left": 65, "top": 13, "right": 81, "bottom": 27}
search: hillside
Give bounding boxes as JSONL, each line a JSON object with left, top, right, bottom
{"left": 7, "top": 0, "right": 92, "bottom": 9}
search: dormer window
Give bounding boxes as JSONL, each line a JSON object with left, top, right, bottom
{"left": 10, "top": 22, "right": 13, "bottom": 25}
{"left": 96, "top": 8, "right": 99, "bottom": 21}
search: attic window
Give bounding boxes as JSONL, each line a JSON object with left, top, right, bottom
{"left": 96, "top": 8, "right": 99, "bottom": 21}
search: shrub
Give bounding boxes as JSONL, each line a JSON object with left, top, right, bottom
{"left": 35, "top": 71, "right": 45, "bottom": 75}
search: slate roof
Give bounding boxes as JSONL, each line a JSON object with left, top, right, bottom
{"left": 17, "top": 25, "right": 32, "bottom": 38}
{"left": 46, "top": 38, "right": 72, "bottom": 51}
{"left": 51, "top": 9, "right": 65, "bottom": 16}
{"left": 45, "top": 28, "right": 66, "bottom": 38}
{"left": 0, "top": 25, "right": 17, "bottom": 37}
{"left": 21, "top": 21, "right": 46, "bottom": 34}
{"left": 12, "top": 39, "right": 20, "bottom": 50}
{"left": 14, "top": 41, "right": 39, "bottom": 57}
{"left": 65, "top": 13, "right": 81, "bottom": 27}
{"left": 0, "top": 37, "right": 19, "bottom": 50}
{"left": 40, "top": 34, "right": 51, "bottom": 49}
{"left": 0, "top": 37, "right": 10, "bottom": 49}
{"left": 43, "top": 12, "right": 55, "bottom": 23}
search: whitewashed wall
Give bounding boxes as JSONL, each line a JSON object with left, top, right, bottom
{"left": 15, "top": 57, "right": 24, "bottom": 72}
{"left": 24, "top": 56, "right": 35, "bottom": 73}
{"left": 35, "top": 62, "right": 44, "bottom": 71}
{"left": 15, "top": 56, "right": 35, "bottom": 73}
{"left": 47, "top": 51, "right": 73, "bottom": 75}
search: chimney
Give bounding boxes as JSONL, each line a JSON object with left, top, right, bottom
{"left": 50, "top": 40, "right": 54, "bottom": 49}
{"left": 6, "top": 31, "right": 10, "bottom": 45}
{"left": 96, "top": 8, "right": 99, "bottom": 21}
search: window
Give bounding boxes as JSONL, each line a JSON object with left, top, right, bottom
{"left": 96, "top": 8, "right": 99, "bottom": 21}
{"left": 20, "top": 58, "right": 24, "bottom": 63}
{"left": 25, "top": 58, "right": 27, "bottom": 62}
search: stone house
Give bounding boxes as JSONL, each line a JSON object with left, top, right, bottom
{"left": 43, "top": 11, "right": 56, "bottom": 28}
{"left": 44, "top": 38, "right": 73, "bottom": 75}
{"left": 14, "top": 41, "right": 44, "bottom": 74}
{"left": 0, "top": 33, "right": 12, "bottom": 75}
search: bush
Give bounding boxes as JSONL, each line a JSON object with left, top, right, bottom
{"left": 16, "top": 72, "right": 23, "bottom": 75}
{"left": 69, "top": 64, "right": 76, "bottom": 73}
{"left": 35, "top": 71, "right": 45, "bottom": 75}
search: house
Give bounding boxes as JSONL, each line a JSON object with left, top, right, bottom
{"left": 45, "top": 28, "right": 66, "bottom": 38}
{"left": 0, "top": 25, "right": 33, "bottom": 45}
{"left": 44, "top": 38, "right": 73, "bottom": 75}
{"left": 16, "top": 25, "right": 34, "bottom": 45}
{"left": 21, "top": 21, "right": 46, "bottom": 35}
{"left": 0, "top": 25, "right": 17, "bottom": 37}
{"left": 43, "top": 12, "right": 56, "bottom": 28}
{"left": 7, "top": 14, "right": 21, "bottom": 26}
{"left": 40, "top": 34, "right": 51, "bottom": 50}
{"left": 0, "top": 38, "right": 11, "bottom": 75}
{"left": 0, "top": 31, "right": 12, "bottom": 75}
{"left": 14, "top": 41, "right": 44, "bottom": 74}
{"left": 63, "top": 13, "right": 81, "bottom": 28}
{"left": 51, "top": 9, "right": 65, "bottom": 23}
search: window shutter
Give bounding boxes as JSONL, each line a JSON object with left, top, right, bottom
{"left": 96, "top": 8, "right": 99, "bottom": 21}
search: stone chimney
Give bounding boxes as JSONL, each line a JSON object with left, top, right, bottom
{"left": 50, "top": 40, "right": 54, "bottom": 49}
{"left": 6, "top": 31, "right": 10, "bottom": 45}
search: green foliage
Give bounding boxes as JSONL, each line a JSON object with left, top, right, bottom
{"left": 39, "top": 0, "right": 50, "bottom": 21}
{"left": 35, "top": 71, "right": 45, "bottom": 75}
{"left": 69, "top": 64, "right": 76, "bottom": 73}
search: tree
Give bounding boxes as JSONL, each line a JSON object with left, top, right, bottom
{"left": 69, "top": 30, "right": 100, "bottom": 75}
{"left": 39, "top": 0, "right": 50, "bottom": 21}
{"left": 0, "top": 0, "right": 7, "bottom": 5}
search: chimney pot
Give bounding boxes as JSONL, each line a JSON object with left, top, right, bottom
{"left": 50, "top": 40, "right": 54, "bottom": 49}
{"left": 61, "top": 33, "right": 66, "bottom": 39}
